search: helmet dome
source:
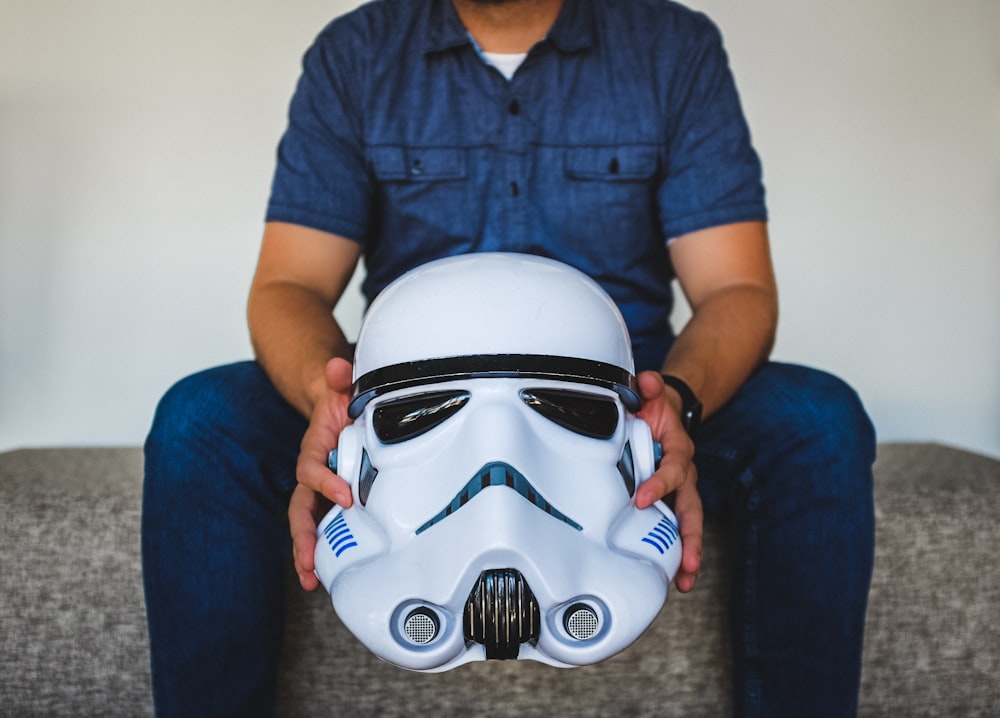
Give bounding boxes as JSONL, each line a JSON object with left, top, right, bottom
{"left": 349, "top": 253, "right": 639, "bottom": 417}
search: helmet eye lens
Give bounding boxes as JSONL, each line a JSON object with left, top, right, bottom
{"left": 373, "top": 390, "right": 471, "bottom": 444}
{"left": 520, "top": 389, "right": 619, "bottom": 439}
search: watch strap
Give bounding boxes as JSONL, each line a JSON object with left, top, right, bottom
{"left": 660, "top": 374, "right": 703, "bottom": 438}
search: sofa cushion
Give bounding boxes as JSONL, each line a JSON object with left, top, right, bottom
{"left": 1, "top": 443, "right": 997, "bottom": 716}
{"left": 859, "top": 443, "right": 1000, "bottom": 714}
{"left": 0, "top": 448, "right": 150, "bottom": 714}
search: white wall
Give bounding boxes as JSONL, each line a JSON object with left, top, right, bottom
{"left": 1, "top": 0, "right": 997, "bottom": 457}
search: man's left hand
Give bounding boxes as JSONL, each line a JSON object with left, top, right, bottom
{"left": 635, "top": 370, "right": 703, "bottom": 593}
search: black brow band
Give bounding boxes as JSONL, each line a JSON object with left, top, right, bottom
{"left": 349, "top": 354, "right": 640, "bottom": 418}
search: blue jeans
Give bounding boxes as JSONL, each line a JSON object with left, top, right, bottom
{"left": 142, "top": 360, "right": 875, "bottom": 717}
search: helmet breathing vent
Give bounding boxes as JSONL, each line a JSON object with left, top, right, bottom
{"left": 403, "top": 607, "right": 440, "bottom": 646}
{"left": 563, "top": 603, "right": 601, "bottom": 641}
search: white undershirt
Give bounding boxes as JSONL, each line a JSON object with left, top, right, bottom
{"left": 482, "top": 51, "right": 529, "bottom": 81}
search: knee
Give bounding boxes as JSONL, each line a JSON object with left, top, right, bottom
{"left": 144, "top": 362, "right": 304, "bottom": 501}
{"left": 145, "top": 362, "right": 275, "bottom": 479}
{"left": 744, "top": 365, "right": 877, "bottom": 547}
{"left": 732, "top": 364, "right": 877, "bottom": 530}
{"left": 148, "top": 366, "right": 233, "bottom": 458}
{"left": 759, "top": 363, "right": 876, "bottom": 469}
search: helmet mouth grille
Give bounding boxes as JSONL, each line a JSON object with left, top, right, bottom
{"left": 464, "top": 568, "right": 540, "bottom": 660}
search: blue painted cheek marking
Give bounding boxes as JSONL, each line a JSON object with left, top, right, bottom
{"left": 324, "top": 512, "right": 358, "bottom": 558}
{"left": 642, "top": 516, "right": 679, "bottom": 554}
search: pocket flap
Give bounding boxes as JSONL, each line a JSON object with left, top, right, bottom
{"left": 370, "top": 146, "right": 466, "bottom": 181}
{"left": 565, "top": 145, "right": 658, "bottom": 181}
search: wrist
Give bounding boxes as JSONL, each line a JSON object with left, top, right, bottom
{"left": 659, "top": 374, "right": 703, "bottom": 439}
{"left": 305, "top": 367, "right": 332, "bottom": 415}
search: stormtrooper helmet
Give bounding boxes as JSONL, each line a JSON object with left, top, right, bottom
{"left": 315, "top": 253, "right": 682, "bottom": 672}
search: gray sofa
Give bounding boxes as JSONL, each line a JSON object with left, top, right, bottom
{"left": 1, "top": 443, "right": 998, "bottom": 716}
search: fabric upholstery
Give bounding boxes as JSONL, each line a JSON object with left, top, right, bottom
{"left": 1, "top": 443, "right": 997, "bottom": 716}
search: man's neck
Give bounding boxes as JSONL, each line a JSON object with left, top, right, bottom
{"left": 452, "top": 0, "right": 564, "bottom": 53}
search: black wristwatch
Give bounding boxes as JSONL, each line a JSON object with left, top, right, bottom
{"left": 660, "top": 374, "right": 703, "bottom": 439}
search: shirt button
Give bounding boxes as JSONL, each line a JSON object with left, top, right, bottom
{"left": 508, "top": 99, "right": 521, "bottom": 116}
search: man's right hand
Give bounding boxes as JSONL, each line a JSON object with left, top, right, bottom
{"left": 290, "top": 356, "right": 355, "bottom": 591}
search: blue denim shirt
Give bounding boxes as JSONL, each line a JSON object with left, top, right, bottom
{"left": 266, "top": 0, "right": 766, "bottom": 370}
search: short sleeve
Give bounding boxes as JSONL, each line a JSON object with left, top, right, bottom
{"left": 657, "top": 17, "right": 767, "bottom": 240}
{"left": 265, "top": 25, "right": 372, "bottom": 241}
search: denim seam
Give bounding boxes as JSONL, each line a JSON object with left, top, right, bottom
{"left": 741, "top": 467, "right": 762, "bottom": 718}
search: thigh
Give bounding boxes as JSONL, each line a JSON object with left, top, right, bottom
{"left": 691, "top": 362, "right": 877, "bottom": 716}
{"left": 142, "top": 361, "right": 309, "bottom": 716}
{"left": 693, "top": 361, "right": 876, "bottom": 517}
{"left": 145, "top": 360, "right": 307, "bottom": 500}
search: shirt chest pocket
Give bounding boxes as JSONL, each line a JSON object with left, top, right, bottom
{"left": 369, "top": 146, "right": 467, "bottom": 182}
{"left": 555, "top": 144, "right": 661, "bottom": 245}
{"left": 564, "top": 145, "right": 659, "bottom": 182}
{"left": 545, "top": 144, "right": 664, "bottom": 271}
{"left": 365, "top": 145, "right": 477, "bottom": 261}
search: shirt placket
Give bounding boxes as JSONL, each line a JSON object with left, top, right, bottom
{"left": 501, "top": 77, "right": 530, "bottom": 250}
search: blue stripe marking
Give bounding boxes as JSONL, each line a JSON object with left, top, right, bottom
{"left": 324, "top": 512, "right": 357, "bottom": 558}
{"left": 326, "top": 526, "right": 352, "bottom": 543}
{"left": 331, "top": 533, "right": 355, "bottom": 550}
{"left": 324, "top": 515, "right": 346, "bottom": 536}
{"left": 643, "top": 516, "right": 679, "bottom": 554}
{"left": 653, "top": 525, "right": 678, "bottom": 542}
{"left": 642, "top": 537, "right": 665, "bottom": 555}
{"left": 416, "top": 462, "right": 582, "bottom": 535}
{"left": 334, "top": 540, "right": 358, "bottom": 558}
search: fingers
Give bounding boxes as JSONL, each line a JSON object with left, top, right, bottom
{"left": 635, "top": 453, "right": 690, "bottom": 509}
{"left": 672, "top": 478, "right": 704, "bottom": 593}
{"left": 636, "top": 458, "right": 702, "bottom": 593}
{"left": 635, "top": 369, "right": 703, "bottom": 591}
{"left": 635, "top": 417, "right": 694, "bottom": 509}
{"left": 296, "top": 356, "right": 355, "bottom": 507}
{"left": 634, "top": 372, "right": 694, "bottom": 509}
{"left": 635, "top": 371, "right": 680, "bottom": 433}
{"left": 290, "top": 356, "right": 355, "bottom": 591}
{"left": 325, "top": 355, "right": 354, "bottom": 393}
{"left": 637, "top": 369, "right": 668, "bottom": 402}
{"left": 297, "top": 445, "right": 353, "bottom": 508}
{"left": 290, "top": 446, "right": 347, "bottom": 591}
{"left": 289, "top": 484, "right": 326, "bottom": 590}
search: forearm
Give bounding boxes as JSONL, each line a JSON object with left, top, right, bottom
{"left": 246, "top": 222, "right": 362, "bottom": 417}
{"left": 248, "top": 282, "right": 353, "bottom": 418}
{"left": 661, "top": 283, "right": 777, "bottom": 419}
